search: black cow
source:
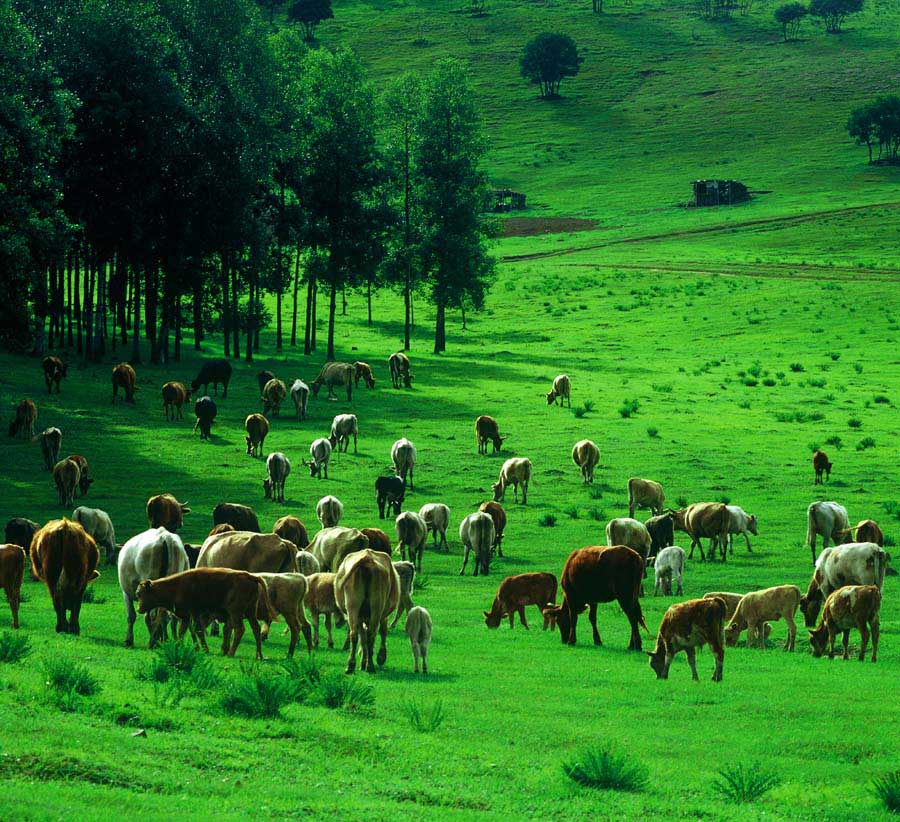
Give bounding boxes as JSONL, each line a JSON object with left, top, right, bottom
{"left": 190, "top": 359, "right": 232, "bottom": 399}
{"left": 375, "top": 475, "right": 405, "bottom": 520}
{"left": 183, "top": 543, "right": 201, "bottom": 568}
{"left": 5, "top": 517, "right": 39, "bottom": 552}
{"left": 257, "top": 370, "right": 276, "bottom": 395}
{"left": 212, "top": 502, "right": 261, "bottom": 533}
{"left": 193, "top": 396, "right": 217, "bottom": 440}
{"left": 645, "top": 513, "right": 675, "bottom": 560}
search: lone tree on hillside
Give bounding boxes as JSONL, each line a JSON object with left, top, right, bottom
{"left": 774, "top": 3, "right": 808, "bottom": 40}
{"left": 288, "top": 0, "right": 333, "bottom": 40}
{"left": 520, "top": 33, "right": 582, "bottom": 100}
{"left": 809, "top": 0, "right": 863, "bottom": 32}
{"left": 847, "top": 96, "right": 900, "bottom": 164}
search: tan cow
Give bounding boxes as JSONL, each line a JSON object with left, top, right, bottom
{"left": 0, "top": 544, "right": 26, "bottom": 628}
{"left": 273, "top": 516, "right": 309, "bottom": 550}
{"left": 254, "top": 572, "right": 313, "bottom": 657}
{"left": 353, "top": 361, "right": 376, "bottom": 389}
{"left": 196, "top": 531, "right": 298, "bottom": 574}
{"left": 262, "top": 378, "right": 287, "bottom": 417}
{"left": 308, "top": 526, "right": 369, "bottom": 572}
{"left": 571, "top": 440, "right": 600, "bottom": 484}
{"left": 111, "top": 362, "right": 137, "bottom": 404}
{"left": 8, "top": 399, "right": 37, "bottom": 440}
{"left": 52, "top": 458, "right": 80, "bottom": 507}
{"left": 670, "top": 503, "right": 730, "bottom": 561}
{"left": 162, "top": 381, "right": 191, "bottom": 420}
{"left": 245, "top": 413, "right": 269, "bottom": 457}
{"left": 724, "top": 585, "right": 801, "bottom": 651}
{"left": 808, "top": 585, "right": 881, "bottom": 662}
{"left": 628, "top": 478, "right": 665, "bottom": 518}
{"left": 546, "top": 374, "right": 571, "bottom": 407}
{"left": 304, "top": 572, "right": 342, "bottom": 648}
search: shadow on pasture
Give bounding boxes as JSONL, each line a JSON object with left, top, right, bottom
{"left": 372, "top": 668, "right": 458, "bottom": 684}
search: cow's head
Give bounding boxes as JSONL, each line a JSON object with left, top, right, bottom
{"left": 723, "top": 621, "right": 742, "bottom": 647}
{"left": 799, "top": 591, "right": 824, "bottom": 627}
{"left": 135, "top": 579, "right": 157, "bottom": 613}
{"left": 545, "top": 391, "right": 555, "bottom": 405}
{"left": 483, "top": 610, "right": 503, "bottom": 629}
{"left": 491, "top": 480, "right": 503, "bottom": 502}
{"left": 747, "top": 515, "right": 758, "bottom": 537}
{"left": 403, "top": 372, "right": 413, "bottom": 388}
{"left": 645, "top": 649, "right": 668, "bottom": 679}
{"left": 808, "top": 625, "right": 829, "bottom": 657}
{"left": 492, "top": 434, "right": 507, "bottom": 452}
{"left": 666, "top": 508, "right": 687, "bottom": 532}
{"left": 540, "top": 604, "right": 559, "bottom": 631}
{"left": 311, "top": 382, "right": 321, "bottom": 397}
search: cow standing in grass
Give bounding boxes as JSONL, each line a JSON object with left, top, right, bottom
{"left": 111, "top": 362, "right": 137, "bottom": 404}
{"left": 480, "top": 501, "right": 507, "bottom": 557}
{"left": 806, "top": 501, "right": 849, "bottom": 563}
{"left": 307, "top": 438, "right": 333, "bottom": 479}
{"left": 146, "top": 494, "right": 191, "bottom": 532}
{"left": 483, "top": 573, "right": 557, "bottom": 629}
{"left": 262, "top": 378, "right": 287, "bottom": 417}
{"left": 329, "top": 413, "right": 359, "bottom": 454}
{"left": 391, "top": 438, "right": 417, "bottom": 489}
{"left": 191, "top": 359, "right": 232, "bottom": 398}
{"left": 42, "top": 357, "right": 67, "bottom": 393}
{"left": 193, "top": 396, "right": 217, "bottom": 440}
{"left": 389, "top": 352, "right": 413, "bottom": 389}
{"left": 53, "top": 458, "right": 80, "bottom": 506}
{"left": 646, "top": 597, "right": 726, "bottom": 681}
{"left": 38, "top": 427, "right": 62, "bottom": 471}
{"left": 628, "top": 478, "right": 665, "bottom": 518}
{"left": 290, "top": 379, "right": 309, "bottom": 421}
{"left": 311, "top": 362, "right": 354, "bottom": 401}
{"left": 245, "top": 413, "right": 269, "bottom": 457}
{"left": 0, "top": 544, "right": 26, "bottom": 628}
{"left": 8, "top": 400, "right": 37, "bottom": 440}
{"left": 67, "top": 455, "right": 93, "bottom": 497}
{"left": 812, "top": 450, "right": 832, "bottom": 485}
{"left": 571, "top": 440, "right": 600, "bottom": 484}
{"left": 264, "top": 452, "right": 291, "bottom": 503}
{"left": 546, "top": 374, "right": 570, "bottom": 407}
{"left": 808, "top": 584, "right": 881, "bottom": 662}
{"left": 162, "top": 382, "right": 191, "bottom": 420}
{"left": 459, "top": 511, "right": 495, "bottom": 577}
{"left": 353, "top": 362, "right": 376, "bottom": 389}
{"left": 72, "top": 506, "right": 116, "bottom": 563}
{"left": 492, "top": 458, "right": 533, "bottom": 505}
{"left": 475, "top": 415, "right": 506, "bottom": 455}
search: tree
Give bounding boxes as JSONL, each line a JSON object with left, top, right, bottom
{"left": 809, "top": 0, "right": 863, "bottom": 33}
{"left": 520, "top": 33, "right": 582, "bottom": 100}
{"left": 256, "top": 0, "right": 286, "bottom": 24}
{"left": 847, "top": 97, "right": 900, "bottom": 164}
{"left": 287, "top": 0, "right": 333, "bottom": 41}
{"left": 774, "top": 3, "right": 807, "bottom": 40}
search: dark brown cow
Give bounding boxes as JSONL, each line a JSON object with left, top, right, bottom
{"left": 0, "top": 544, "right": 26, "bottom": 628}
{"left": 475, "top": 415, "right": 506, "bottom": 455}
{"left": 146, "top": 494, "right": 191, "bottom": 532}
{"left": 543, "top": 545, "right": 648, "bottom": 650}
{"left": 646, "top": 597, "right": 726, "bottom": 681}
{"left": 273, "top": 516, "right": 309, "bottom": 550}
{"left": 645, "top": 513, "right": 675, "bottom": 559}
{"left": 53, "top": 458, "right": 80, "bottom": 506}
{"left": 813, "top": 450, "right": 832, "bottom": 485}
{"left": 30, "top": 518, "right": 100, "bottom": 634}
{"left": 66, "top": 454, "right": 93, "bottom": 496}
{"left": 8, "top": 399, "right": 37, "bottom": 440}
{"left": 162, "top": 381, "right": 191, "bottom": 420}
{"left": 479, "top": 501, "right": 507, "bottom": 557}
{"left": 484, "top": 572, "right": 557, "bottom": 629}
{"left": 256, "top": 370, "right": 276, "bottom": 395}
{"left": 670, "top": 503, "right": 730, "bottom": 561}
{"left": 191, "top": 359, "right": 232, "bottom": 398}
{"left": 852, "top": 519, "right": 884, "bottom": 547}
{"left": 5, "top": 518, "right": 39, "bottom": 552}
{"left": 213, "top": 503, "right": 261, "bottom": 533}
{"left": 360, "top": 527, "right": 392, "bottom": 555}
{"left": 353, "top": 361, "right": 376, "bottom": 389}
{"left": 245, "top": 413, "right": 269, "bottom": 457}
{"left": 111, "top": 362, "right": 137, "bottom": 404}
{"left": 42, "top": 356, "right": 67, "bottom": 393}
{"left": 39, "top": 427, "right": 62, "bottom": 471}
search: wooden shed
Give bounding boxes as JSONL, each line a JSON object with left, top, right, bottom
{"left": 692, "top": 180, "right": 750, "bottom": 207}
{"left": 492, "top": 189, "right": 527, "bottom": 212}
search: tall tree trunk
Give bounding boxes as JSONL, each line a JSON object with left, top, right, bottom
{"left": 341, "top": 285, "right": 347, "bottom": 316}
{"left": 231, "top": 263, "right": 240, "bottom": 359}
{"left": 96, "top": 258, "right": 107, "bottom": 357}
{"left": 291, "top": 243, "right": 301, "bottom": 346}
{"left": 147, "top": 263, "right": 159, "bottom": 363}
{"left": 404, "top": 278, "right": 411, "bottom": 350}
{"left": 433, "top": 300, "right": 445, "bottom": 354}
{"left": 74, "top": 247, "right": 82, "bottom": 355}
{"left": 221, "top": 253, "right": 230, "bottom": 358}
{"left": 326, "top": 280, "right": 337, "bottom": 361}
{"left": 31, "top": 267, "right": 48, "bottom": 356}
{"left": 303, "top": 269, "right": 314, "bottom": 355}
{"left": 367, "top": 279, "right": 372, "bottom": 325}
{"left": 193, "top": 277, "right": 203, "bottom": 351}
{"left": 84, "top": 254, "right": 95, "bottom": 361}
{"left": 131, "top": 263, "right": 141, "bottom": 364}
{"left": 276, "top": 284, "right": 283, "bottom": 351}
{"left": 174, "top": 293, "right": 182, "bottom": 361}
{"left": 66, "top": 252, "right": 73, "bottom": 347}
{"left": 116, "top": 253, "right": 128, "bottom": 346}
{"left": 461, "top": 300, "right": 467, "bottom": 330}
{"left": 311, "top": 281, "right": 318, "bottom": 351}
{"left": 245, "top": 273, "right": 254, "bottom": 363}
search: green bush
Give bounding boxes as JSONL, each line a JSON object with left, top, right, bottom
{"left": 538, "top": 513, "right": 557, "bottom": 527}
{"left": 713, "top": 762, "right": 781, "bottom": 803}
{"left": 789, "top": 363, "right": 805, "bottom": 372}
{"left": 873, "top": 770, "right": 900, "bottom": 813}
{"left": 316, "top": 671, "right": 375, "bottom": 713}
{"left": 618, "top": 398, "right": 640, "bottom": 418}
{"left": 874, "top": 394, "right": 890, "bottom": 404}
{"left": 278, "top": 657, "right": 321, "bottom": 703}
{"left": 762, "top": 378, "right": 776, "bottom": 386}
{"left": 0, "top": 632, "right": 31, "bottom": 664}
{"left": 848, "top": 417, "right": 862, "bottom": 429}
{"left": 43, "top": 657, "right": 100, "bottom": 697}
{"left": 856, "top": 437, "right": 876, "bottom": 451}
{"left": 403, "top": 698, "right": 445, "bottom": 733}
{"left": 824, "top": 435, "right": 843, "bottom": 450}
{"left": 572, "top": 405, "right": 587, "bottom": 418}
{"left": 563, "top": 743, "right": 648, "bottom": 792}
{"left": 647, "top": 426, "right": 659, "bottom": 438}
{"left": 221, "top": 668, "right": 294, "bottom": 719}
{"left": 587, "top": 507, "right": 605, "bottom": 521}
{"left": 564, "top": 506, "right": 579, "bottom": 520}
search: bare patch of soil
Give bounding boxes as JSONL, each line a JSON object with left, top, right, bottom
{"left": 501, "top": 217, "right": 598, "bottom": 238}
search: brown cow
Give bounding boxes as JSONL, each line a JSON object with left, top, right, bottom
{"left": 475, "top": 415, "right": 506, "bottom": 455}
{"left": 809, "top": 585, "right": 881, "bottom": 662}
{"left": 38, "top": 427, "right": 62, "bottom": 471}
{"left": 53, "top": 458, "right": 80, "bottom": 506}
{"left": 8, "top": 399, "right": 37, "bottom": 440}
{"left": 0, "top": 544, "right": 26, "bottom": 628}
{"left": 360, "top": 527, "right": 392, "bottom": 555}
{"left": 353, "top": 361, "right": 376, "bottom": 389}
{"left": 208, "top": 523, "right": 236, "bottom": 537}
{"left": 262, "top": 378, "right": 287, "bottom": 417}
{"left": 813, "top": 450, "right": 832, "bottom": 485}
{"left": 841, "top": 519, "right": 884, "bottom": 547}
{"left": 245, "top": 413, "right": 269, "bottom": 457}
{"left": 273, "top": 516, "right": 309, "bottom": 550}
{"left": 30, "top": 518, "right": 100, "bottom": 634}
{"left": 388, "top": 352, "right": 412, "bottom": 389}
{"left": 646, "top": 597, "right": 726, "bottom": 681}
{"left": 146, "top": 493, "right": 191, "bottom": 532}
{"left": 66, "top": 454, "right": 93, "bottom": 497}
{"left": 112, "top": 362, "right": 137, "bottom": 404}
{"left": 42, "top": 356, "right": 67, "bottom": 393}
{"left": 484, "top": 572, "right": 557, "bottom": 629}
{"left": 479, "top": 501, "right": 507, "bottom": 557}
{"left": 670, "top": 503, "right": 730, "bottom": 561}
{"left": 542, "top": 546, "right": 648, "bottom": 650}
{"left": 162, "top": 381, "right": 191, "bottom": 420}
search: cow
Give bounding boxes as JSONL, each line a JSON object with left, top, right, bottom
{"left": 38, "top": 427, "right": 62, "bottom": 471}
{"left": 53, "top": 458, "right": 80, "bottom": 507}
{"left": 329, "top": 413, "right": 358, "bottom": 454}
{"left": 571, "top": 440, "right": 600, "bottom": 484}
{"left": 191, "top": 359, "right": 232, "bottom": 398}
{"left": 290, "top": 379, "right": 309, "bottom": 421}
{"left": 605, "top": 518, "right": 652, "bottom": 575}
{"left": 479, "top": 501, "right": 506, "bottom": 557}
{"left": 653, "top": 545, "right": 685, "bottom": 596}
{"left": 146, "top": 493, "right": 191, "bottom": 532}
{"left": 67, "top": 454, "right": 93, "bottom": 497}
{"left": 459, "top": 511, "right": 495, "bottom": 577}
{"left": 389, "top": 352, "right": 412, "bottom": 389}
{"left": 419, "top": 503, "right": 450, "bottom": 550}
{"left": 296, "top": 551, "right": 320, "bottom": 575}
{"left": 669, "top": 503, "right": 730, "bottom": 561}
{"left": 197, "top": 530, "right": 298, "bottom": 575}
{"left": 316, "top": 495, "right": 343, "bottom": 528}
{"left": 853, "top": 519, "right": 884, "bottom": 546}
{"left": 713, "top": 505, "right": 758, "bottom": 555}
{"left": 645, "top": 597, "right": 726, "bottom": 681}
{"left": 135, "top": 568, "right": 269, "bottom": 658}
{"left": 724, "top": 585, "right": 801, "bottom": 651}
{"left": 813, "top": 449, "right": 832, "bottom": 485}
{"left": 253, "top": 572, "right": 313, "bottom": 657}
{"left": 8, "top": 399, "right": 37, "bottom": 440}
{"left": 361, "top": 528, "right": 392, "bottom": 556}
{"left": 162, "top": 381, "right": 191, "bottom": 420}
{"left": 483, "top": 572, "right": 557, "bottom": 629}
{"left": 263, "top": 452, "right": 291, "bottom": 503}
{"left": 405, "top": 606, "right": 432, "bottom": 674}
{"left": 273, "top": 516, "right": 309, "bottom": 550}
{"left": 701, "top": 592, "right": 774, "bottom": 641}
{"left": 262, "top": 378, "right": 287, "bottom": 417}
{"left": 808, "top": 585, "right": 881, "bottom": 662}
{"left": 30, "top": 518, "right": 100, "bottom": 634}
{"left": 192, "top": 396, "right": 217, "bottom": 440}
{"left": 391, "top": 437, "right": 416, "bottom": 489}
{"left": 4, "top": 518, "right": 39, "bottom": 555}
{"left": 645, "top": 513, "right": 675, "bottom": 560}
{"left": 806, "top": 501, "right": 850, "bottom": 563}
{"left": 311, "top": 362, "right": 354, "bottom": 402}
{"left": 0, "top": 544, "right": 26, "bottom": 628}
{"left": 308, "top": 526, "right": 369, "bottom": 572}
{"left": 475, "top": 415, "right": 506, "bottom": 455}
{"left": 245, "top": 413, "right": 269, "bottom": 457}
{"left": 353, "top": 361, "right": 376, "bottom": 389}
{"left": 72, "top": 506, "right": 116, "bottom": 563}
{"left": 42, "top": 356, "right": 67, "bottom": 393}
{"left": 117, "top": 527, "right": 190, "bottom": 647}
{"left": 304, "top": 572, "right": 341, "bottom": 648}
{"left": 546, "top": 374, "right": 571, "bottom": 407}
{"left": 213, "top": 503, "right": 261, "bottom": 533}
{"left": 306, "top": 437, "right": 332, "bottom": 479}
{"left": 334, "top": 549, "right": 400, "bottom": 673}
{"left": 390, "top": 560, "right": 416, "bottom": 628}
{"left": 375, "top": 475, "right": 405, "bottom": 520}
{"left": 492, "top": 457, "right": 533, "bottom": 505}
{"left": 396, "top": 511, "right": 428, "bottom": 572}
{"left": 799, "top": 542, "right": 886, "bottom": 627}
{"left": 209, "top": 523, "right": 236, "bottom": 537}
{"left": 257, "top": 370, "right": 276, "bottom": 395}
{"left": 111, "top": 362, "right": 137, "bottom": 404}
{"left": 542, "top": 545, "right": 647, "bottom": 650}
{"left": 628, "top": 478, "right": 665, "bottom": 518}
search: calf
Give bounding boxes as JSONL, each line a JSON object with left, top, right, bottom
{"left": 53, "top": 458, "right": 80, "bottom": 507}
{"left": 405, "top": 606, "right": 432, "bottom": 674}
{"left": 329, "top": 413, "right": 359, "bottom": 454}
{"left": 72, "top": 506, "right": 116, "bottom": 563}
{"left": 854, "top": 519, "right": 884, "bottom": 546}
{"left": 262, "top": 378, "right": 287, "bottom": 417}
{"left": 628, "top": 478, "right": 665, "bottom": 518}
{"left": 812, "top": 449, "right": 832, "bottom": 485}
{"left": 645, "top": 513, "right": 675, "bottom": 559}
{"left": 39, "top": 427, "right": 62, "bottom": 471}
{"left": 806, "top": 501, "right": 849, "bottom": 563}
{"left": 724, "top": 585, "right": 801, "bottom": 651}
{"left": 376, "top": 475, "right": 405, "bottom": 519}
{"left": 605, "top": 518, "right": 652, "bottom": 575}
{"left": 311, "top": 362, "right": 354, "bottom": 401}
{"left": 479, "top": 501, "right": 506, "bottom": 557}
{"left": 646, "top": 597, "right": 726, "bottom": 681}
{"left": 361, "top": 528, "right": 392, "bottom": 555}
{"left": 191, "top": 359, "right": 232, "bottom": 398}
{"left": 290, "top": 379, "right": 309, "bottom": 421}
{"left": 484, "top": 572, "right": 557, "bottom": 629}
{"left": 192, "top": 396, "right": 217, "bottom": 440}
{"left": 264, "top": 452, "right": 291, "bottom": 503}
{"left": 715, "top": 505, "right": 758, "bottom": 555}
{"left": 316, "top": 495, "right": 343, "bottom": 528}
{"left": 162, "top": 381, "right": 191, "bottom": 420}
{"left": 67, "top": 454, "right": 93, "bottom": 497}
{"left": 571, "top": 439, "right": 600, "bottom": 484}
{"left": 273, "top": 515, "right": 309, "bottom": 550}
{"left": 808, "top": 584, "right": 881, "bottom": 662}
{"left": 546, "top": 374, "right": 571, "bottom": 407}
{"left": 419, "top": 503, "right": 450, "bottom": 550}
{"left": 396, "top": 511, "right": 428, "bottom": 572}
{"left": 306, "top": 437, "right": 332, "bottom": 479}
{"left": 42, "top": 356, "right": 67, "bottom": 393}
{"left": 111, "top": 362, "right": 137, "bottom": 404}
{"left": 0, "top": 544, "right": 26, "bottom": 628}
{"left": 653, "top": 545, "right": 685, "bottom": 596}
{"left": 389, "top": 352, "right": 412, "bottom": 389}
{"left": 304, "top": 572, "right": 341, "bottom": 648}
{"left": 475, "top": 415, "right": 506, "bottom": 455}
{"left": 492, "top": 457, "right": 533, "bottom": 505}
{"left": 391, "top": 438, "right": 417, "bottom": 489}
{"left": 353, "top": 361, "right": 376, "bottom": 389}
{"left": 390, "top": 560, "right": 416, "bottom": 627}
{"left": 245, "top": 413, "right": 269, "bottom": 457}
{"left": 703, "top": 591, "right": 774, "bottom": 640}
{"left": 147, "top": 493, "right": 191, "bottom": 532}
{"left": 257, "top": 370, "right": 276, "bottom": 395}
{"left": 213, "top": 503, "right": 261, "bottom": 533}
{"left": 254, "top": 572, "right": 313, "bottom": 657}
{"left": 459, "top": 511, "right": 495, "bottom": 577}
{"left": 8, "top": 399, "right": 37, "bottom": 440}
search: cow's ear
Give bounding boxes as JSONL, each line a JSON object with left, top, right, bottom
{"left": 89, "top": 570, "right": 100, "bottom": 582}
{"left": 483, "top": 611, "right": 490, "bottom": 618}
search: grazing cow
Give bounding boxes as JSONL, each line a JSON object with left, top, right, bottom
{"left": 296, "top": 551, "right": 320, "bottom": 575}
{"left": 316, "top": 495, "right": 343, "bottom": 528}
{"left": 306, "top": 437, "right": 332, "bottom": 479}
{"left": 645, "top": 597, "right": 726, "bottom": 681}
{"left": 309, "top": 526, "right": 369, "bottom": 572}
{"left": 117, "top": 527, "right": 190, "bottom": 647}
{"left": 475, "top": 415, "right": 506, "bottom": 455}
{"left": 254, "top": 572, "right": 313, "bottom": 657}
{"left": 311, "top": 362, "right": 354, "bottom": 402}
{"left": 353, "top": 361, "right": 376, "bottom": 389}
{"left": 809, "top": 585, "right": 881, "bottom": 662}
{"left": 329, "top": 413, "right": 359, "bottom": 454}
{"left": 245, "top": 413, "right": 269, "bottom": 457}
{"left": 304, "top": 572, "right": 341, "bottom": 648}
{"left": 670, "top": 503, "right": 730, "bottom": 561}
{"left": 38, "top": 427, "right": 62, "bottom": 471}
{"left": 725, "top": 585, "right": 801, "bottom": 650}
{"left": 8, "top": 399, "right": 37, "bottom": 440}
{"left": 391, "top": 560, "right": 416, "bottom": 627}
{"left": 459, "top": 511, "right": 495, "bottom": 577}
{"left": 405, "top": 606, "right": 432, "bottom": 674}
{"left": 334, "top": 549, "right": 400, "bottom": 674}
{"left": 0, "top": 544, "right": 26, "bottom": 628}
{"left": 375, "top": 476, "right": 405, "bottom": 520}
{"left": 396, "top": 511, "right": 428, "bottom": 572}
{"left": 483, "top": 572, "right": 557, "bottom": 629}
{"left": 162, "top": 381, "right": 191, "bottom": 420}
{"left": 209, "top": 523, "right": 235, "bottom": 537}
{"left": 605, "top": 518, "right": 652, "bottom": 573}
{"left": 361, "top": 528, "right": 392, "bottom": 556}
{"left": 479, "top": 501, "right": 507, "bottom": 557}
{"left": 653, "top": 545, "right": 685, "bottom": 596}
{"left": 136, "top": 568, "right": 269, "bottom": 659}
{"left": 191, "top": 359, "right": 232, "bottom": 398}
{"left": 5, "top": 518, "right": 39, "bottom": 554}
{"left": 813, "top": 449, "right": 832, "bottom": 485}
{"left": 257, "top": 370, "right": 276, "bottom": 395}
{"left": 67, "top": 454, "right": 93, "bottom": 497}
{"left": 146, "top": 493, "right": 191, "bottom": 532}
{"left": 264, "top": 452, "right": 291, "bottom": 503}
{"left": 192, "top": 396, "right": 217, "bottom": 440}
{"left": 419, "top": 503, "right": 450, "bottom": 550}
{"left": 72, "top": 506, "right": 116, "bottom": 563}
{"left": 628, "top": 478, "right": 665, "bottom": 518}
{"left": 806, "top": 501, "right": 850, "bottom": 563}
{"left": 391, "top": 437, "right": 417, "bottom": 489}
{"left": 799, "top": 541, "right": 886, "bottom": 627}
{"left": 213, "top": 503, "right": 261, "bottom": 533}
{"left": 546, "top": 374, "right": 571, "bottom": 407}
{"left": 852, "top": 519, "right": 884, "bottom": 546}
{"left": 273, "top": 516, "right": 309, "bottom": 550}
{"left": 262, "top": 378, "right": 287, "bottom": 417}
{"left": 42, "top": 356, "right": 67, "bottom": 393}
{"left": 571, "top": 439, "right": 600, "bottom": 484}
{"left": 542, "top": 545, "right": 647, "bottom": 650}
{"left": 30, "top": 518, "right": 100, "bottom": 634}
{"left": 713, "top": 505, "right": 758, "bottom": 555}
{"left": 702, "top": 592, "right": 774, "bottom": 640}
{"left": 645, "top": 513, "right": 675, "bottom": 559}
{"left": 389, "top": 352, "right": 412, "bottom": 389}
{"left": 290, "top": 379, "right": 309, "bottom": 421}
{"left": 53, "top": 458, "right": 80, "bottom": 507}
{"left": 197, "top": 530, "right": 298, "bottom": 575}
{"left": 111, "top": 362, "right": 137, "bottom": 404}
{"left": 492, "top": 457, "right": 533, "bottom": 505}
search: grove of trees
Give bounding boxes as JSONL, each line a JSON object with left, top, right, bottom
{"left": 847, "top": 96, "right": 900, "bottom": 164}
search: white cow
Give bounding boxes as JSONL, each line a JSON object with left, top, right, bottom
{"left": 806, "top": 501, "right": 849, "bottom": 563}
{"left": 391, "top": 437, "right": 417, "bottom": 489}
{"left": 316, "top": 495, "right": 343, "bottom": 528}
{"left": 714, "top": 505, "right": 758, "bottom": 555}
{"left": 290, "top": 379, "right": 309, "bottom": 421}
{"left": 309, "top": 526, "right": 369, "bottom": 572}
{"left": 306, "top": 437, "right": 332, "bottom": 479}
{"left": 653, "top": 545, "right": 685, "bottom": 596}
{"left": 329, "top": 413, "right": 358, "bottom": 454}
{"left": 492, "top": 458, "right": 533, "bottom": 504}
{"left": 72, "top": 506, "right": 117, "bottom": 563}
{"left": 419, "top": 503, "right": 450, "bottom": 550}
{"left": 263, "top": 452, "right": 291, "bottom": 503}
{"left": 459, "top": 511, "right": 495, "bottom": 576}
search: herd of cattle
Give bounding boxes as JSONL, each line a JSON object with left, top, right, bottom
{"left": 0, "top": 359, "right": 892, "bottom": 681}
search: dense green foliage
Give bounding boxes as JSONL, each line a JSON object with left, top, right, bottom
{"left": 847, "top": 96, "right": 900, "bottom": 164}
{"left": 774, "top": 2, "right": 808, "bottom": 40}
{"left": 519, "top": 33, "right": 582, "bottom": 100}
{"left": 809, "top": 0, "right": 864, "bottom": 32}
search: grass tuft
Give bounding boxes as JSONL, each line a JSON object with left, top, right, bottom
{"left": 572, "top": 405, "right": 587, "bottom": 418}
{"left": 789, "top": 362, "right": 805, "bottom": 372}
{"left": 712, "top": 762, "right": 781, "bottom": 804}
{"left": 873, "top": 770, "right": 900, "bottom": 814}
{"left": 824, "top": 435, "right": 843, "bottom": 450}
{"left": 0, "top": 632, "right": 31, "bottom": 664}
{"left": 856, "top": 437, "right": 876, "bottom": 451}
{"left": 316, "top": 671, "right": 375, "bottom": 713}
{"left": 618, "top": 398, "right": 640, "bottom": 418}
{"left": 403, "top": 698, "right": 445, "bottom": 733}
{"left": 538, "top": 513, "right": 557, "bottom": 527}
{"left": 563, "top": 505, "right": 579, "bottom": 519}
{"left": 563, "top": 743, "right": 648, "bottom": 792}
{"left": 43, "top": 657, "right": 100, "bottom": 697}
{"left": 646, "top": 426, "right": 659, "bottom": 438}
{"left": 221, "top": 667, "right": 294, "bottom": 719}
{"left": 848, "top": 417, "right": 862, "bottom": 429}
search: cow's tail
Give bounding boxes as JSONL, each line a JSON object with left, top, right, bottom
{"left": 256, "top": 577, "right": 277, "bottom": 623}
{"left": 159, "top": 532, "right": 172, "bottom": 579}
{"left": 805, "top": 505, "right": 817, "bottom": 549}
{"left": 635, "top": 598, "right": 650, "bottom": 634}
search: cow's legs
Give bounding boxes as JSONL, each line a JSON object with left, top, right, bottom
{"left": 841, "top": 629, "right": 851, "bottom": 660}
{"left": 376, "top": 618, "right": 388, "bottom": 667}
{"left": 346, "top": 622, "right": 358, "bottom": 674}
{"left": 229, "top": 620, "right": 247, "bottom": 657}
{"left": 222, "top": 621, "right": 232, "bottom": 655}
{"left": 785, "top": 614, "right": 797, "bottom": 651}
{"left": 248, "top": 616, "right": 263, "bottom": 660}
{"left": 123, "top": 592, "right": 136, "bottom": 647}
{"left": 587, "top": 603, "right": 602, "bottom": 646}
{"left": 459, "top": 546, "right": 470, "bottom": 575}
{"left": 684, "top": 647, "right": 699, "bottom": 681}
{"left": 325, "top": 613, "right": 334, "bottom": 648}
{"left": 712, "top": 650, "right": 724, "bottom": 682}
{"left": 68, "top": 597, "right": 82, "bottom": 635}
{"left": 871, "top": 620, "right": 879, "bottom": 662}
{"left": 518, "top": 607, "right": 529, "bottom": 629}
{"left": 857, "top": 622, "right": 869, "bottom": 662}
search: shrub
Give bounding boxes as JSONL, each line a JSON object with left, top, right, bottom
{"left": 44, "top": 657, "right": 100, "bottom": 697}
{"left": 316, "top": 671, "right": 375, "bottom": 713}
{"left": 810, "top": 0, "right": 864, "bottom": 34}
{"left": 403, "top": 698, "right": 445, "bottom": 733}
{"left": 738, "top": 400, "right": 751, "bottom": 409}
{"left": 807, "top": 377, "right": 827, "bottom": 388}
{"left": 651, "top": 383, "right": 673, "bottom": 393}
{"left": 848, "top": 417, "right": 862, "bottom": 429}
{"left": 563, "top": 743, "right": 648, "bottom": 792}
{"left": 0, "top": 632, "right": 31, "bottom": 664}
{"left": 741, "top": 378, "right": 758, "bottom": 387}
{"left": 583, "top": 400, "right": 595, "bottom": 412}
{"left": 572, "top": 405, "right": 587, "bottom": 419}
{"left": 873, "top": 770, "right": 900, "bottom": 813}
{"left": 713, "top": 762, "right": 781, "bottom": 803}
{"left": 538, "top": 514, "right": 557, "bottom": 527}
{"left": 829, "top": 352, "right": 841, "bottom": 361}
{"left": 808, "top": 442, "right": 820, "bottom": 453}
{"left": 564, "top": 506, "right": 579, "bottom": 520}
{"left": 762, "top": 378, "right": 776, "bottom": 386}
{"left": 520, "top": 33, "right": 582, "bottom": 100}
{"left": 676, "top": 495, "right": 688, "bottom": 508}
{"left": 587, "top": 507, "right": 605, "bottom": 521}
{"left": 588, "top": 485, "right": 604, "bottom": 500}
{"left": 221, "top": 668, "right": 294, "bottom": 719}
{"left": 715, "top": 494, "right": 731, "bottom": 505}
{"left": 854, "top": 363, "right": 863, "bottom": 373}
{"left": 278, "top": 657, "right": 321, "bottom": 703}
{"left": 856, "top": 437, "right": 876, "bottom": 451}
{"left": 874, "top": 395, "right": 890, "bottom": 404}
{"left": 825, "top": 435, "right": 843, "bottom": 450}
{"left": 618, "top": 398, "right": 640, "bottom": 418}
{"left": 789, "top": 363, "right": 805, "bottom": 372}
{"left": 647, "top": 426, "right": 659, "bottom": 438}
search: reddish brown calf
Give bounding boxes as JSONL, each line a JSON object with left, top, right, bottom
{"left": 0, "top": 544, "right": 26, "bottom": 629}
{"left": 484, "top": 572, "right": 557, "bottom": 629}
{"left": 646, "top": 597, "right": 726, "bottom": 681}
